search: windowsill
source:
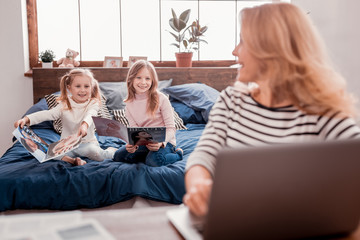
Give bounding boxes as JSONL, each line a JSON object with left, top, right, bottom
{"left": 25, "top": 69, "right": 33, "bottom": 77}
{"left": 24, "top": 60, "right": 237, "bottom": 77}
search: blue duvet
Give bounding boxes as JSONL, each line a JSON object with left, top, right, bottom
{"left": 0, "top": 124, "right": 205, "bottom": 211}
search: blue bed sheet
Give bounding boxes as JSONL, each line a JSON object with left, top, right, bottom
{"left": 0, "top": 124, "right": 205, "bottom": 211}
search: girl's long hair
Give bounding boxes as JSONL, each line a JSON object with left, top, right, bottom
{"left": 125, "top": 60, "right": 159, "bottom": 117}
{"left": 58, "top": 68, "right": 101, "bottom": 110}
{"left": 240, "top": 3, "right": 357, "bottom": 117}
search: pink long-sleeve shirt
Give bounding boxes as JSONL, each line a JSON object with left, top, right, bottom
{"left": 125, "top": 91, "right": 176, "bottom": 146}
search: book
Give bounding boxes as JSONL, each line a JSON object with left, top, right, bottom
{"left": 92, "top": 116, "right": 166, "bottom": 146}
{"left": 13, "top": 125, "right": 81, "bottom": 163}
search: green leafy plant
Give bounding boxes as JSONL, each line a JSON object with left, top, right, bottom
{"left": 168, "top": 9, "right": 208, "bottom": 53}
{"left": 39, "top": 49, "right": 56, "bottom": 62}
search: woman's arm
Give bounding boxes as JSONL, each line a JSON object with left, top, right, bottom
{"left": 183, "top": 165, "right": 213, "bottom": 217}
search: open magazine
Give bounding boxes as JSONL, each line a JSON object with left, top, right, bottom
{"left": 92, "top": 116, "right": 166, "bottom": 146}
{"left": 13, "top": 125, "right": 81, "bottom": 163}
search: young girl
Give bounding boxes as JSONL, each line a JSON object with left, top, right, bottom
{"left": 113, "top": 60, "right": 183, "bottom": 166}
{"left": 14, "top": 68, "right": 115, "bottom": 166}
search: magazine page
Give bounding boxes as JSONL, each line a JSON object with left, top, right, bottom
{"left": 127, "top": 127, "right": 166, "bottom": 146}
{"left": 92, "top": 116, "right": 129, "bottom": 142}
{"left": 0, "top": 211, "right": 115, "bottom": 240}
{"left": 12, "top": 126, "right": 50, "bottom": 163}
{"left": 12, "top": 126, "right": 81, "bottom": 163}
{"left": 45, "top": 134, "right": 82, "bottom": 161}
{"left": 0, "top": 211, "right": 82, "bottom": 239}
{"left": 33, "top": 219, "right": 115, "bottom": 240}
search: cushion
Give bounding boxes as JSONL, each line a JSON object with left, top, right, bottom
{"left": 100, "top": 79, "right": 173, "bottom": 110}
{"left": 171, "top": 99, "right": 205, "bottom": 124}
{"left": 45, "top": 93, "right": 112, "bottom": 134}
{"left": 112, "top": 108, "right": 187, "bottom": 130}
{"left": 162, "top": 83, "right": 220, "bottom": 122}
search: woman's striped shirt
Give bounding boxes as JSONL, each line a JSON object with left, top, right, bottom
{"left": 186, "top": 85, "right": 360, "bottom": 176}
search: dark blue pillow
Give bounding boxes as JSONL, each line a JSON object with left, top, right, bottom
{"left": 23, "top": 98, "right": 53, "bottom": 129}
{"left": 162, "top": 83, "right": 219, "bottom": 122}
{"left": 171, "top": 99, "right": 205, "bottom": 124}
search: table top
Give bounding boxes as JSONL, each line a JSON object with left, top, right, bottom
{"left": 83, "top": 206, "right": 360, "bottom": 240}
{"left": 83, "top": 206, "right": 183, "bottom": 240}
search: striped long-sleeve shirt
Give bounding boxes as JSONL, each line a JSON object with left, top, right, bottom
{"left": 186, "top": 85, "right": 360, "bottom": 176}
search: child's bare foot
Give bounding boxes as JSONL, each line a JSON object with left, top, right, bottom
{"left": 62, "top": 156, "right": 86, "bottom": 166}
{"left": 74, "top": 157, "right": 86, "bottom": 166}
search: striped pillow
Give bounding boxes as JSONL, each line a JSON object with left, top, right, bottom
{"left": 44, "top": 93, "right": 112, "bottom": 134}
{"left": 112, "top": 108, "right": 187, "bottom": 130}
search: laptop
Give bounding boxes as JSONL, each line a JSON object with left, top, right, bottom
{"left": 167, "top": 139, "right": 360, "bottom": 240}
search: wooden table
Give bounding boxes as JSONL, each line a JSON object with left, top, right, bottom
{"left": 83, "top": 206, "right": 183, "bottom": 240}
{"left": 83, "top": 206, "right": 360, "bottom": 240}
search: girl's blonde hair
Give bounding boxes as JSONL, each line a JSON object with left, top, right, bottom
{"left": 58, "top": 68, "right": 101, "bottom": 110}
{"left": 240, "top": 3, "right": 357, "bottom": 117}
{"left": 125, "top": 60, "right": 159, "bottom": 117}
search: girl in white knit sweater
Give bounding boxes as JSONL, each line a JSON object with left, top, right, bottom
{"left": 14, "top": 69, "right": 115, "bottom": 166}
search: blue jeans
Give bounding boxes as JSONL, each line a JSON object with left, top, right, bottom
{"left": 113, "top": 143, "right": 183, "bottom": 167}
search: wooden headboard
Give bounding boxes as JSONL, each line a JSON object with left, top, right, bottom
{"left": 32, "top": 67, "right": 237, "bottom": 104}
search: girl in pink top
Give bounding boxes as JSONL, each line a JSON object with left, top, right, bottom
{"left": 113, "top": 60, "right": 183, "bottom": 166}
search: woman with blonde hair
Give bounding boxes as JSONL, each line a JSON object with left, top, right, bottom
{"left": 184, "top": 2, "right": 360, "bottom": 217}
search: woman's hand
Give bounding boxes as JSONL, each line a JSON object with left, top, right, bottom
{"left": 14, "top": 117, "right": 30, "bottom": 128}
{"left": 146, "top": 142, "right": 163, "bottom": 151}
{"left": 78, "top": 122, "right": 88, "bottom": 137}
{"left": 183, "top": 165, "right": 213, "bottom": 217}
{"left": 126, "top": 144, "right": 138, "bottom": 153}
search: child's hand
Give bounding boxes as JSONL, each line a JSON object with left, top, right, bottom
{"left": 14, "top": 117, "right": 29, "bottom": 128}
{"left": 146, "top": 142, "right": 163, "bottom": 152}
{"left": 78, "top": 122, "right": 88, "bottom": 137}
{"left": 126, "top": 144, "right": 138, "bottom": 153}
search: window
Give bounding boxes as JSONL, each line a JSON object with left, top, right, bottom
{"left": 28, "top": 0, "right": 283, "bottom": 68}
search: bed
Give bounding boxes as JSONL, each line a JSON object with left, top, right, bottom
{"left": 0, "top": 67, "right": 236, "bottom": 212}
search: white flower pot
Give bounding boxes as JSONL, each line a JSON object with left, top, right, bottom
{"left": 42, "top": 62, "right": 53, "bottom": 68}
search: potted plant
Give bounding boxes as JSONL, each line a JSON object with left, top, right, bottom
{"left": 168, "top": 9, "right": 208, "bottom": 67}
{"left": 39, "top": 49, "right": 56, "bottom": 68}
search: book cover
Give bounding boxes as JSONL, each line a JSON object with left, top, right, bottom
{"left": 13, "top": 126, "right": 81, "bottom": 163}
{"left": 92, "top": 116, "right": 166, "bottom": 146}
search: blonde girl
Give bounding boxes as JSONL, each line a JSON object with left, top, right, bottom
{"left": 113, "top": 60, "right": 183, "bottom": 166}
{"left": 14, "top": 68, "right": 115, "bottom": 166}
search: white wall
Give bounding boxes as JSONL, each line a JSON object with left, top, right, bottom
{"left": 292, "top": 0, "right": 360, "bottom": 99}
{"left": 0, "top": 0, "right": 33, "bottom": 156}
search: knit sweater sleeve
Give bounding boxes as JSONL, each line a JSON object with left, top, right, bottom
{"left": 125, "top": 104, "right": 138, "bottom": 127}
{"left": 82, "top": 99, "right": 100, "bottom": 127}
{"left": 159, "top": 93, "right": 176, "bottom": 146}
{"left": 27, "top": 104, "right": 62, "bottom": 126}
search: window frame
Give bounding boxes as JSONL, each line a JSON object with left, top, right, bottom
{"left": 26, "top": 0, "right": 279, "bottom": 69}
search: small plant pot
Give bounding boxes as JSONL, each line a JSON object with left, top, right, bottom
{"left": 42, "top": 62, "right": 53, "bottom": 68}
{"left": 175, "top": 52, "right": 193, "bottom": 67}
